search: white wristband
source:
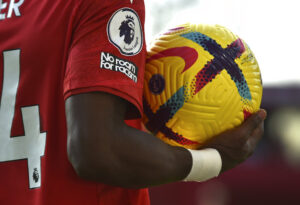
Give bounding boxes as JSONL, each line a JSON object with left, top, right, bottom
{"left": 184, "top": 148, "right": 222, "bottom": 182}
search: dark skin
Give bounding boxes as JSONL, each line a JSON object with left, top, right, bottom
{"left": 65, "top": 92, "right": 266, "bottom": 188}
{"left": 203, "top": 110, "right": 266, "bottom": 173}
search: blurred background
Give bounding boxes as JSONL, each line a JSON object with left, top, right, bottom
{"left": 145, "top": 0, "right": 300, "bottom": 204}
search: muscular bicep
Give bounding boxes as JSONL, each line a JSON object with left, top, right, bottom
{"left": 65, "top": 92, "right": 129, "bottom": 177}
{"left": 65, "top": 91, "right": 127, "bottom": 129}
{"left": 65, "top": 91, "right": 191, "bottom": 188}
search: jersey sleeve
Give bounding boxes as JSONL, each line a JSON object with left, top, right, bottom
{"left": 64, "top": 0, "right": 146, "bottom": 118}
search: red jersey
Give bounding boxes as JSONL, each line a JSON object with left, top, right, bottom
{"left": 0, "top": 0, "right": 149, "bottom": 205}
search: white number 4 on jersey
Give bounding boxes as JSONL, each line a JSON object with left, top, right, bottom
{"left": 0, "top": 49, "right": 47, "bottom": 189}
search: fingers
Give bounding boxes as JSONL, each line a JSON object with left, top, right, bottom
{"left": 206, "top": 109, "right": 267, "bottom": 173}
{"left": 241, "top": 109, "right": 267, "bottom": 133}
{"left": 245, "top": 121, "right": 264, "bottom": 155}
{"left": 251, "top": 121, "right": 264, "bottom": 140}
{"left": 242, "top": 115, "right": 265, "bottom": 158}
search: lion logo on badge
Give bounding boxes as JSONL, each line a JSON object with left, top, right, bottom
{"left": 119, "top": 15, "right": 135, "bottom": 45}
{"left": 107, "top": 8, "right": 143, "bottom": 56}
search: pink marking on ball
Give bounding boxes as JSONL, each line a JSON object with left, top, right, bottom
{"left": 147, "top": 47, "right": 198, "bottom": 73}
{"left": 243, "top": 109, "right": 252, "bottom": 120}
{"left": 164, "top": 27, "right": 185, "bottom": 35}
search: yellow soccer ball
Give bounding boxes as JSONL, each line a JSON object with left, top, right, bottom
{"left": 143, "top": 23, "right": 263, "bottom": 149}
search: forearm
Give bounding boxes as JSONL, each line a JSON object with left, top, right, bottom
{"left": 66, "top": 92, "right": 264, "bottom": 188}
{"left": 67, "top": 120, "right": 192, "bottom": 188}
{"left": 114, "top": 125, "right": 191, "bottom": 187}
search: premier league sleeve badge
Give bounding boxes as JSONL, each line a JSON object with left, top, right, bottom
{"left": 107, "top": 8, "right": 143, "bottom": 56}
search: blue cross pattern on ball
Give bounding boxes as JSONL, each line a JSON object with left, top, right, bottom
{"left": 180, "top": 32, "right": 252, "bottom": 100}
{"left": 143, "top": 31, "right": 253, "bottom": 145}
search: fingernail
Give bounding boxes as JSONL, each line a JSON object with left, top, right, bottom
{"left": 258, "top": 109, "right": 267, "bottom": 120}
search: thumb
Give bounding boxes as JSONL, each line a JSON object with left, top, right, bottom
{"left": 242, "top": 109, "right": 267, "bottom": 131}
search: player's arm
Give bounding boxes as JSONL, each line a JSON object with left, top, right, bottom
{"left": 65, "top": 91, "right": 192, "bottom": 188}
{"left": 65, "top": 91, "right": 266, "bottom": 188}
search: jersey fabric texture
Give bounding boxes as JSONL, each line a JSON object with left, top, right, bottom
{"left": 0, "top": 0, "right": 149, "bottom": 204}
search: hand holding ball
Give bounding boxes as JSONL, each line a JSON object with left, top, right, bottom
{"left": 143, "top": 23, "right": 263, "bottom": 150}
